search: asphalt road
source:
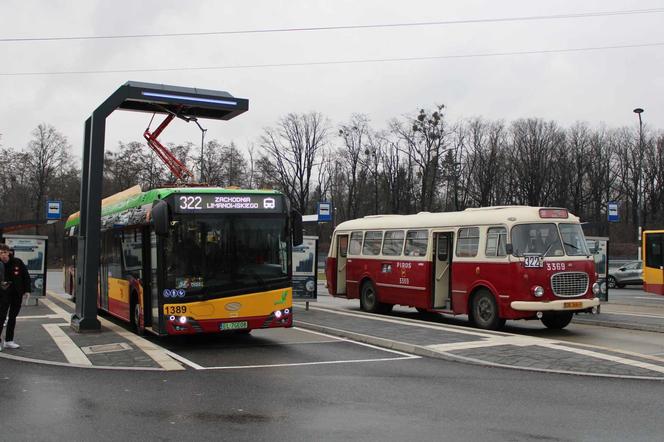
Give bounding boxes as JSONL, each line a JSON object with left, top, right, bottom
{"left": 2, "top": 345, "right": 664, "bottom": 441}
{"left": 1, "top": 271, "right": 655, "bottom": 440}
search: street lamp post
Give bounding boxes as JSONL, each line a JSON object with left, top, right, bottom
{"left": 633, "top": 107, "right": 644, "bottom": 257}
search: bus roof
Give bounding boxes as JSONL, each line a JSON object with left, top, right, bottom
{"left": 64, "top": 186, "right": 284, "bottom": 229}
{"left": 334, "top": 206, "right": 580, "bottom": 232}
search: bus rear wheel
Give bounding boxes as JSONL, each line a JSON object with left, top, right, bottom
{"left": 471, "top": 289, "right": 505, "bottom": 330}
{"left": 360, "top": 281, "right": 388, "bottom": 314}
{"left": 541, "top": 312, "right": 573, "bottom": 330}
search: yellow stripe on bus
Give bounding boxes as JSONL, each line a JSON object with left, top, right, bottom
{"left": 163, "top": 287, "right": 292, "bottom": 320}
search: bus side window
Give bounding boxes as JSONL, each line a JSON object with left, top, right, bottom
{"left": 645, "top": 233, "right": 663, "bottom": 268}
{"left": 404, "top": 230, "right": 428, "bottom": 257}
{"left": 382, "top": 230, "right": 405, "bottom": 256}
{"left": 456, "top": 227, "right": 480, "bottom": 257}
{"left": 348, "top": 232, "right": 363, "bottom": 256}
{"left": 485, "top": 226, "right": 507, "bottom": 257}
{"left": 362, "top": 231, "right": 383, "bottom": 256}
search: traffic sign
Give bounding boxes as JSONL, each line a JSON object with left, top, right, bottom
{"left": 607, "top": 202, "right": 619, "bottom": 222}
{"left": 46, "top": 200, "right": 63, "bottom": 220}
{"left": 317, "top": 202, "right": 332, "bottom": 222}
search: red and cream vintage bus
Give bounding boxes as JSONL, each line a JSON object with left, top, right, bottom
{"left": 326, "top": 206, "right": 600, "bottom": 330}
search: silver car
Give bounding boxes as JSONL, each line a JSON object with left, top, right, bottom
{"left": 607, "top": 261, "right": 643, "bottom": 288}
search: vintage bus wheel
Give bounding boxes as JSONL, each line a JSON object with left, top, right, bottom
{"left": 607, "top": 276, "right": 617, "bottom": 289}
{"left": 541, "top": 312, "right": 573, "bottom": 329}
{"left": 471, "top": 290, "right": 505, "bottom": 330}
{"left": 360, "top": 281, "right": 380, "bottom": 313}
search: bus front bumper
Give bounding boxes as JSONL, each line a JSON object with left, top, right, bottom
{"left": 511, "top": 298, "right": 600, "bottom": 312}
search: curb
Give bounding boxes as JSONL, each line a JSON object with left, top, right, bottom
{"left": 572, "top": 317, "right": 664, "bottom": 334}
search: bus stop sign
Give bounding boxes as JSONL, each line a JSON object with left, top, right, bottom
{"left": 607, "top": 202, "right": 619, "bottom": 222}
{"left": 318, "top": 202, "right": 332, "bottom": 222}
{"left": 46, "top": 200, "right": 63, "bottom": 220}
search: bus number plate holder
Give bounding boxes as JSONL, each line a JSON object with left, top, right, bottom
{"left": 220, "top": 321, "right": 248, "bottom": 331}
{"left": 523, "top": 255, "right": 543, "bottom": 268}
{"left": 563, "top": 301, "right": 582, "bottom": 308}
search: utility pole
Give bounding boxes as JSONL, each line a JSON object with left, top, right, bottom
{"left": 633, "top": 107, "right": 644, "bottom": 259}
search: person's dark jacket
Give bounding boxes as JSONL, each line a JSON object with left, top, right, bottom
{"left": 3, "top": 257, "right": 31, "bottom": 296}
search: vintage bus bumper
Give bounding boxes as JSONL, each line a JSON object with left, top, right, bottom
{"left": 510, "top": 298, "right": 600, "bottom": 312}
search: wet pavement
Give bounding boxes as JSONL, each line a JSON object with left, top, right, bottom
{"left": 1, "top": 284, "right": 663, "bottom": 380}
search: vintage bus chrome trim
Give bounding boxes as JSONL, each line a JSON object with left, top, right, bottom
{"left": 511, "top": 298, "right": 599, "bottom": 311}
{"left": 550, "top": 272, "right": 589, "bottom": 297}
{"left": 376, "top": 283, "right": 425, "bottom": 291}
{"left": 452, "top": 290, "right": 466, "bottom": 293}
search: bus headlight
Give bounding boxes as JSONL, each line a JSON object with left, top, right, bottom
{"left": 274, "top": 310, "right": 283, "bottom": 319}
{"left": 178, "top": 316, "right": 188, "bottom": 324}
{"left": 532, "top": 286, "right": 544, "bottom": 297}
{"left": 592, "top": 282, "right": 600, "bottom": 295}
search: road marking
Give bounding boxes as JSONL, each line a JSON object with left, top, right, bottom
{"left": 306, "top": 305, "right": 504, "bottom": 338}
{"left": 17, "top": 314, "right": 62, "bottom": 320}
{"left": 42, "top": 323, "right": 92, "bottom": 366}
{"left": 164, "top": 350, "right": 205, "bottom": 370}
{"left": 43, "top": 293, "right": 184, "bottom": 371}
{"left": 294, "top": 326, "right": 421, "bottom": 358}
{"left": 427, "top": 335, "right": 556, "bottom": 352}
{"left": 545, "top": 342, "right": 664, "bottom": 375}
{"left": 198, "top": 355, "right": 420, "bottom": 371}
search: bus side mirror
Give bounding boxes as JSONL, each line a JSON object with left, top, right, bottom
{"left": 506, "top": 243, "right": 514, "bottom": 255}
{"left": 291, "top": 210, "right": 303, "bottom": 246}
{"left": 152, "top": 200, "right": 170, "bottom": 236}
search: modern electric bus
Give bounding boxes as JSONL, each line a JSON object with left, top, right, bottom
{"left": 64, "top": 185, "right": 302, "bottom": 336}
{"left": 643, "top": 229, "right": 664, "bottom": 295}
{"left": 326, "top": 206, "right": 600, "bottom": 330}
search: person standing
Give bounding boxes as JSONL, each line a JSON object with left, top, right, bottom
{"left": 0, "top": 243, "right": 31, "bottom": 350}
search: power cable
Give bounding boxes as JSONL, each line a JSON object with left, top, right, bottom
{"left": 1, "top": 8, "right": 663, "bottom": 42}
{"left": 1, "top": 41, "right": 662, "bottom": 77}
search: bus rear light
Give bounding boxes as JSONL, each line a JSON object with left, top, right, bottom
{"left": 532, "top": 286, "right": 544, "bottom": 297}
{"left": 539, "top": 208, "right": 568, "bottom": 219}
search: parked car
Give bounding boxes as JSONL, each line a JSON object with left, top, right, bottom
{"left": 607, "top": 261, "right": 643, "bottom": 288}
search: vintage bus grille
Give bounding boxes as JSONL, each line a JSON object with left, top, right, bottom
{"left": 551, "top": 272, "right": 589, "bottom": 297}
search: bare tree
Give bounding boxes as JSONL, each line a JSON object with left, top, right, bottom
{"left": 259, "top": 112, "right": 329, "bottom": 214}
{"left": 25, "top": 124, "right": 74, "bottom": 220}
{"left": 391, "top": 105, "right": 448, "bottom": 211}
{"left": 338, "top": 114, "right": 371, "bottom": 219}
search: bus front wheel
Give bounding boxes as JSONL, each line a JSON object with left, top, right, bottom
{"left": 360, "top": 281, "right": 382, "bottom": 313}
{"left": 471, "top": 289, "right": 505, "bottom": 330}
{"left": 541, "top": 312, "right": 573, "bottom": 329}
{"left": 131, "top": 293, "right": 144, "bottom": 335}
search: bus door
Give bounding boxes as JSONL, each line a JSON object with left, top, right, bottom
{"left": 433, "top": 232, "right": 453, "bottom": 309}
{"left": 336, "top": 235, "right": 349, "bottom": 296}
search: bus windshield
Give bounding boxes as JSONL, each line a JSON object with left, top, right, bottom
{"left": 165, "top": 214, "right": 289, "bottom": 297}
{"left": 511, "top": 223, "right": 564, "bottom": 257}
{"left": 558, "top": 223, "right": 590, "bottom": 256}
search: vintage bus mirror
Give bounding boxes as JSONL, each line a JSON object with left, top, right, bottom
{"left": 291, "top": 210, "right": 303, "bottom": 246}
{"left": 505, "top": 243, "right": 514, "bottom": 255}
{"left": 152, "top": 200, "right": 170, "bottom": 236}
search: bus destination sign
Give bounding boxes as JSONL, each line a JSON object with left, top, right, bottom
{"left": 173, "top": 194, "right": 283, "bottom": 214}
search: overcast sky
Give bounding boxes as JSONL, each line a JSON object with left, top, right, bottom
{"left": 1, "top": 0, "right": 663, "bottom": 159}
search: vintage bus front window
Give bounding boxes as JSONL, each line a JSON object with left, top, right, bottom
{"left": 165, "top": 215, "right": 288, "bottom": 296}
{"left": 558, "top": 223, "right": 590, "bottom": 256}
{"left": 512, "top": 223, "right": 564, "bottom": 257}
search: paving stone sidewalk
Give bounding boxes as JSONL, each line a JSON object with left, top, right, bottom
{"left": 294, "top": 305, "right": 664, "bottom": 380}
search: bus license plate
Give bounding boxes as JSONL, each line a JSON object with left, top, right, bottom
{"left": 523, "top": 256, "right": 543, "bottom": 268}
{"left": 220, "top": 321, "right": 248, "bottom": 331}
{"left": 563, "top": 301, "right": 582, "bottom": 308}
